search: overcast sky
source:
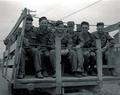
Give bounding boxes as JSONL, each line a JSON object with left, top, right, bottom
{"left": 0, "top": 0, "right": 120, "bottom": 58}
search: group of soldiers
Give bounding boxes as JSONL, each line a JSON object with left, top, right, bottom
{"left": 17, "top": 14, "right": 115, "bottom": 79}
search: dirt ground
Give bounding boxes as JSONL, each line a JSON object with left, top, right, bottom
{"left": 80, "top": 83, "right": 120, "bottom": 95}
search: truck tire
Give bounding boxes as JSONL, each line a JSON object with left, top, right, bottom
{"left": 8, "top": 83, "right": 15, "bottom": 95}
{"left": 8, "top": 83, "right": 26, "bottom": 95}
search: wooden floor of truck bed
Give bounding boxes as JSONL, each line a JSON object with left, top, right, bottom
{"left": 14, "top": 76, "right": 120, "bottom": 89}
{"left": 16, "top": 76, "right": 120, "bottom": 82}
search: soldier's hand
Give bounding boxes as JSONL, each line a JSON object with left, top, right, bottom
{"left": 90, "top": 51, "right": 96, "bottom": 56}
{"left": 74, "top": 45, "right": 82, "bottom": 49}
{"left": 102, "top": 46, "right": 107, "bottom": 52}
{"left": 84, "top": 51, "right": 90, "bottom": 55}
{"left": 61, "top": 49, "right": 69, "bottom": 55}
{"left": 23, "top": 38, "right": 30, "bottom": 46}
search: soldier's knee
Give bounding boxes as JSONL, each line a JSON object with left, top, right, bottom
{"left": 32, "top": 48, "right": 40, "bottom": 56}
{"left": 21, "top": 48, "right": 25, "bottom": 54}
{"left": 69, "top": 50, "right": 76, "bottom": 56}
{"left": 50, "top": 50, "right": 55, "bottom": 55}
{"left": 32, "top": 48, "right": 38, "bottom": 52}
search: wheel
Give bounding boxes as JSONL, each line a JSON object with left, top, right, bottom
{"left": 8, "top": 83, "right": 15, "bottom": 95}
{"left": 8, "top": 83, "right": 26, "bottom": 95}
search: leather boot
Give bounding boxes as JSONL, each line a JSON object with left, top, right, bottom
{"left": 42, "top": 71, "right": 48, "bottom": 77}
{"left": 36, "top": 71, "right": 44, "bottom": 78}
{"left": 17, "top": 73, "right": 24, "bottom": 79}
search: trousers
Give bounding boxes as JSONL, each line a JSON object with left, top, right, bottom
{"left": 49, "top": 48, "right": 84, "bottom": 73}
{"left": 18, "top": 47, "right": 42, "bottom": 75}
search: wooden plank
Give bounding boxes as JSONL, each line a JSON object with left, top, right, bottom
{"left": 96, "top": 39, "right": 103, "bottom": 88}
{"left": 63, "top": 92, "right": 90, "bottom": 95}
{"left": 102, "top": 65, "right": 114, "bottom": 69}
{"left": 14, "top": 83, "right": 56, "bottom": 89}
{"left": 1, "top": 52, "right": 5, "bottom": 75}
{"left": 4, "top": 50, "right": 9, "bottom": 57}
{"left": 63, "top": 81, "right": 98, "bottom": 87}
{"left": 16, "top": 76, "right": 98, "bottom": 83}
{"left": 62, "top": 76, "right": 98, "bottom": 82}
{"left": 63, "top": 93, "right": 82, "bottom": 95}
{"left": 12, "top": 9, "right": 27, "bottom": 81}
{"left": 5, "top": 47, "right": 10, "bottom": 77}
{"left": 5, "top": 8, "right": 27, "bottom": 41}
{"left": 104, "top": 22, "right": 120, "bottom": 32}
{"left": 9, "top": 41, "right": 17, "bottom": 53}
{"left": 8, "top": 56, "right": 15, "bottom": 66}
{"left": 55, "top": 31, "right": 62, "bottom": 95}
{"left": 119, "top": 23, "right": 120, "bottom": 44}
{"left": 16, "top": 77, "right": 56, "bottom": 83}
{"left": 6, "top": 68, "right": 13, "bottom": 81}
{"left": 13, "top": 76, "right": 120, "bottom": 90}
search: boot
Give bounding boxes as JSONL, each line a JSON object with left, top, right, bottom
{"left": 52, "top": 73, "right": 56, "bottom": 78}
{"left": 111, "top": 70, "right": 119, "bottom": 77}
{"left": 17, "top": 73, "right": 24, "bottom": 79}
{"left": 91, "top": 72, "right": 97, "bottom": 76}
{"left": 42, "top": 71, "right": 49, "bottom": 77}
{"left": 72, "top": 71, "right": 82, "bottom": 77}
{"left": 36, "top": 71, "right": 44, "bottom": 78}
{"left": 74, "top": 72, "right": 82, "bottom": 77}
{"left": 81, "top": 72, "right": 87, "bottom": 76}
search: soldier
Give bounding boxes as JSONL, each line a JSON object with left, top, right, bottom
{"left": 76, "top": 24, "right": 81, "bottom": 32}
{"left": 65, "top": 21, "right": 85, "bottom": 76}
{"left": 77, "top": 21, "right": 96, "bottom": 75}
{"left": 17, "top": 14, "right": 44, "bottom": 79}
{"left": 50, "top": 21, "right": 83, "bottom": 77}
{"left": 36, "top": 17, "right": 54, "bottom": 77}
{"left": 93, "top": 22, "right": 117, "bottom": 76}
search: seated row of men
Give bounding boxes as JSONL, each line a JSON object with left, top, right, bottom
{"left": 17, "top": 14, "right": 116, "bottom": 79}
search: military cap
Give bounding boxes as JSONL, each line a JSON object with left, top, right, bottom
{"left": 67, "top": 21, "right": 75, "bottom": 27}
{"left": 81, "top": 21, "right": 89, "bottom": 26}
{"left": 39, "top": 16, "right": 47, "bottom": 22}
{"left": 56, "top": 20, "right": 63, "bottom": 26}
{"left": 26, "top": 14, "right": 33, "bottom": 21}
{"left": 97, "top": 22, "right": 104, "bottom": 26}
{"left": 77, "top": 24, "right": 81, "bottom": 32}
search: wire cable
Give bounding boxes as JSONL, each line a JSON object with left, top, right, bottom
{"left": 59, "top": 0, "right": 103, "bottom": 20}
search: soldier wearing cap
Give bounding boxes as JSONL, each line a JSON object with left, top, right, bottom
{"left": 49, "top": 21, "right": 83, "bottom": 77}
{"left": 77, "top": 21, "right": 96, "bottom": 75}
{"left": 63, "top": 21, "right": 86, "bottom": 76}
{"left": 76, "top": 24, "right": 81, "bottom": 32}
{"left": 93, "top": 22, "right": 117, "bottom": 76}
{"left": 17, "top": 14, "right": 44, "bottom": 79}
{"left": 36, "top": 17, "right": 55, "bottom": 77}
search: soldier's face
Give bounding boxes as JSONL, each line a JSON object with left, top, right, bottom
{"left": 81, "top": 24, "right": 89, "bottom": 32}
{"left": 25, "top": 20, "right": 32, "bottom": 31}
{"left": 97, "top": 25, "right": 104, "bottom": 32}
{"left": 39, "top": 19, "right": 48, "bottom": 26}
{"left": 67, "top": 27, "right": 74, "bottom": 32}
{"left": 39, "top": 19, "right": 48, "bottom": 32}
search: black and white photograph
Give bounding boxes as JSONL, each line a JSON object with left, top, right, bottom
{"left": 0, "top": 0, "right": 120, "bottom": 95}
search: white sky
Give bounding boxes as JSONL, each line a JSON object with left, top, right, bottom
{"left": 0, "top": 0, "right": 120, "bottom": 58}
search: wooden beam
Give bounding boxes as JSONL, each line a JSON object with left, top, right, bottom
{"left": 96, "top": 39, "right": 103, "bottom": 88}
{"left": 5, "top": 8, "right": 27, "bottom": 41}
{"left": 118, "top": 23, "right": 120, "bottom": 45}
{"left": 9, "top": 41, "right": 17, "bottom": 53}
{"left": 55, "top": 31, "right": 62, "bottom": 95}
{"left": 104, "top": 22, "right": 120, "bottom": 32}
{"left": 12, "top": 9, "right": 27, "bottom": 81}
{"left": 1, "top": 52, "right": 5, "bottom": 75}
